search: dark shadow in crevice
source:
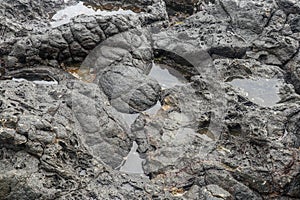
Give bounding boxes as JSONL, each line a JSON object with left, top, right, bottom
{"left": 153, "top": 49, "right": 199, "bottom": 81}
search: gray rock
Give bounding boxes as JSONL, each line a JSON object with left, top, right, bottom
{"left": 247, "top": 32, "right": 299, "bottom": 65}
{"left": 277, "top": 0, "right": 300, "bottom": 14}
{"left": 201, "top": 184, "right": 233, "bottom": 200}
{"left": 2, "top": 0, "right": 168, "bottom": 69}
{"left": 285, "top": 51, "right": 300, "bottom": 94}
{"left": 1, "top": 0, "right": 300, "bottom": 199}
{"left": 0, "top": 78, "right": 169, "bottom": 199}
{"left": 100, "top": 64, "right": 161, "bottom": 113}
{"left": 80, "top": 28, "right": 161, "bottom": 113}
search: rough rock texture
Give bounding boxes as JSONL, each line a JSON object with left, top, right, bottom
{"left": 0, "top": 0, "right": 168, "bottom": 68}
{"left": 0, "top": 79, "right": 170, "bottom": 199}
{"left": 0, "top": 0, "right": 300, "bottom": 199}
{"left": 285, "top": 51, "right": 300, "bottom": 94}
{"left": 100, "top": 64, "right": 161, "bottom": 113}
{"left": 82, "top": 28, "right": 161, "bottom": 113}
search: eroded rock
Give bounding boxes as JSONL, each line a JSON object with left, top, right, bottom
{"left": 0, "top": 0, "right": 300, "bottom": 199}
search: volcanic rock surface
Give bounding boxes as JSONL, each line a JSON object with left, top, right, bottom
{"left": 0, "top": 0, "right": 300, "bottom": 199}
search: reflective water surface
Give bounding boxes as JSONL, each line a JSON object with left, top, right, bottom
{"left": 119, "top": 113, "right": 139, "bottom": 128}
{"left": 118, "top": 102, "right": 162, "bottom": 176}
{"left": 229, "top": 78, "right": 281, "bottom": 107}
{"left": 50, "top": 1, "right": 136, "bottom": 27}
{"left": 149, "top": 63, "right": 188, "bottom": 89}
{"left": 119, "top": 142, "right": 145, "bottom": 175}
{"left": 12, "top": 78, "right": 58, "bottom": 85}
{"left": 144, "top": 101, "right": 162, "bottom": 115}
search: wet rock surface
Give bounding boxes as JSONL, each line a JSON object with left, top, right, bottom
{"left": 0, "top": 0, "right": 300, "bottom": 199}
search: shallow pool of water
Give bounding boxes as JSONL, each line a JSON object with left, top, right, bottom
{"left": 144, "top": 101, "right": 162, "bottom": 115}
{"left": 117, "top": 102, "right": 162, "bottom": 176}
{"left": 50, "top": 1, "right": 136, "bottom": 28}
{"left": 119, "top": 141, "right": 145, "bottom": 175}
{"left": 116, "top": 73, "right": 181, "bottom": 176}
{"left": 12, "top": 78, "right": 58, "bottom": 85}
{"left": 119, "top": 101, "right": 162, "bottom": 128}
{"left": 119, "top": 113, "right": 139, "bottom": 127}
{"left": 149, "top": 63, "right": 188, "bottom": 89}
{"left": 229, "top": 78, "right": 281, "bottom": 107}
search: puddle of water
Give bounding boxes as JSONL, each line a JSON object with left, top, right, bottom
{"left": 117, "top": 103, "right": 162, "bottom": 176}
{"left": 149, "top": 63, "right": 188, "bottom": 89}
{"left": 32, "top": 80, "right": 58, "bottom": 85}
{"left": 229, "top": 78, "right": 281, "bottom": 107}
{"left": 118, "top": 101, "right": 162, "bottom": 127}
{"left": 143, "top": 101, "right": 162, "bottom": 115}
{"left": 119, "top": 141, "right": 146, "bottom": 175}
{"left": 119, "top": 113, "right": 139, "bottom": 127}
{"left": 12, "top": 78, "right": 58, "bottom": 85}
{"left": 50, "top": 1, "right": 136, "bottom": 28}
